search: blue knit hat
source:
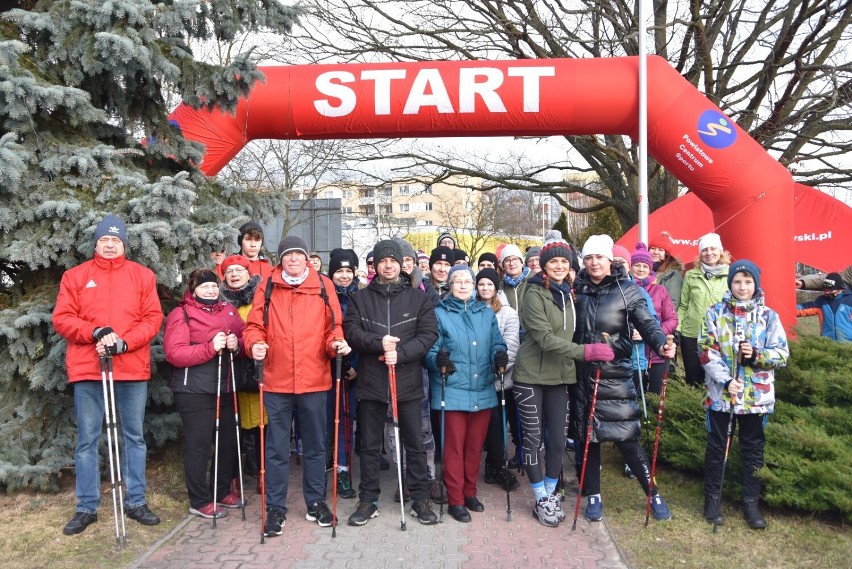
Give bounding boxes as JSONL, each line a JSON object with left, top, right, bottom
{"left": 728, "top": 259, "right": 761, "bottom": 293}
{"left": 447, "top": 264, "right": 475, "bottom": 283}
{"left": 94, "top": 215, "right": 127, "bottom": 244}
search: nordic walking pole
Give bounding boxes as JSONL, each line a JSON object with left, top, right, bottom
{"left": 645, "top": 335, "right": 674, "bottom": 527}
{"left": 632, "top": 334, "right": 648, "bottom": 420}
{"left": 257, "top": 358, "right": 267, "bottom": 544}
{"left": 228, "top": 348, "right": 246, "bottom": 521}
{"left": 439, "top": 349, "right": 449, "bottom": 523}
{"left": 387, "top": 363, "right": 407, "bottom": 531}
{"left": 342, "top": 367, "right": 352, "bottom": 470}
{"left": 573, "top": 332, "right": 609, "bottom": 531}
{"left": 498, "top": 367, "right": 512, "bottom": 522}
{"left": 100, "top": 355, "right": 126, "bottom": 546}
{"left": 714, "top": 344, "right": 744, "bottom": 534}
{"left": 212, "top": 348, "right": 223, "bottom": 528}
{"left": 331, "top": 349, "right": 344, "bottom": 538}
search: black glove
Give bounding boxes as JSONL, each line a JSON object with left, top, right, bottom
{"left": 105, "top": 339, "right": 127, "bottom": 356}
{"left": 436, "top": 349, "right": 456, "bottom": 375}
{"left": 93, "top": 326, "right": 114, "bottom": 340}
{"left": 494, "top": 350, "right": 509, "bottom": 371}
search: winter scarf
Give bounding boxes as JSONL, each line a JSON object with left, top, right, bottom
{"left": 503, "top": 266, "right": 530, "bottom": 288}
{"left": 282, "top": 267, "right": 309, "bottom": 286}
{"left": 633, "top": 272, "right": 656, "bottom": 289}
{"left": 219, "top": 275, "right": 262, "bottom": 308}
{"left": 701, "top": 262, "right": 727, "bottom": 280}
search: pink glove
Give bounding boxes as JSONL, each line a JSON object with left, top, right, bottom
{"left": 584, "top": 343, "right": 615, "bottom": 362}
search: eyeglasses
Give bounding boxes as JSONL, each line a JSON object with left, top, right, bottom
{"left": 224, "top": 267, "right": 248, "bottom": 275}
{"left": 504, "top": 257, "right": 522, "bottom": 265}
{"left": 452, "top": 280, "right": 475, "bottom": 286}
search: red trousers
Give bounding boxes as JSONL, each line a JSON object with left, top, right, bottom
{"left": 441, "top": 409, "right": 491, "bottom": 506}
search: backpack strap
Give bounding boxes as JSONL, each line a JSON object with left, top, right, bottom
{"left": 262, "top": 276, "right": 273, "bottom": 328}
{"left": 318, "top": 275, "right": 335, "bottom": 330}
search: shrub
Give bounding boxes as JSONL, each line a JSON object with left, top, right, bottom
{"left": 655, "top": 336, "right": 852, "bottom": 519}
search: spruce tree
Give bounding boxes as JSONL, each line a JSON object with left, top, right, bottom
{"left": 0, "top": 0, "right": 299, "bottom": 490}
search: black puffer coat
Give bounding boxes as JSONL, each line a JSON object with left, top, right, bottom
{"left": 571, "top": 264, "right": 667, "bottom": 443}
{"left": 344, "top": 273, "right": 439, "bottom": 403}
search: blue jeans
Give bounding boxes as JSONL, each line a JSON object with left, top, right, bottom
{"left": 74, "top": 380, "right": 149, "bottom": 513}
{"left": 264, "top": 391, "right": 327, "bottom": 512}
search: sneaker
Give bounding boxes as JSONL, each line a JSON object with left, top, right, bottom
{"left": 217, "top": 492, "right": 244, "bottom": 508}
{"left": 337, "top": 470, "right": 357, "bottom": 499}
{"left": 650, "top": 494, "right": 672, "bottom": 521}
{"left": 306, "top": 500, "right": 335, "bottom": 527}
{"left": 62, "top": 512, "right": 97, "bottom": 535}
{"left": 533, "top": 496, "right": 560, "bottom": 527}
{"left": 263, "top": 508, "right": 286, "bottom": 537}
{"left": 348, "top": 500, "right": 379, "bottom": 526}
{"left": 189, "top": 503, "right": 228, "bottom": 519}
{"left": 410, "top": 499, "right": 439, "bottom": 525}
{"left": 429, "top": 479, "right": 448, "bottom": 504}
{"left": 549, "top": 493, "right": 566, "bottom": 522}
{"left": 585, "top": 495, "right": 603, "bottom": 522}
{"left": 393, "top": 481, "right": 411, "bottom": 503}
{"left": 623, "top": 464, "right": 636, "bottom": 479}
{"left": 126, "top": 504, "right": 161, "bottom": 525}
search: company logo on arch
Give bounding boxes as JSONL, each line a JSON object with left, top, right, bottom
{"left": 697, "top": 110, "right": 737, "bottom": 149}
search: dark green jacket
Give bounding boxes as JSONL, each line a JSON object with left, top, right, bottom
{"left": 513, "top": 274, "right": 585, "bottom": 386}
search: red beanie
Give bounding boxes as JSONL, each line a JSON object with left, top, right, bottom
{"left": 221, "top": 255, "right": 251, "bottom": 272}
{"left": 648, "top": 232, "right": 674, "bottom": 256}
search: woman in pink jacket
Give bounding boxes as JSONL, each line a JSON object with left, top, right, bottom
{"left": 164, "top": 268, "right": 246, "bottom": 519}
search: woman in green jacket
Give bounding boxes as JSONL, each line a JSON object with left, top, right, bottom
{"left": 677, "top": 233, "right": 730, "bottom": 387}
{"left": 513, "top": 231, "right": 614, "bottom": 527}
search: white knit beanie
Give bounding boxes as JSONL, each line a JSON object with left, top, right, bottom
{"left": 581, "top": 234, "right": 614, "bottom": 261}
{"left": 499, "top": 244, "right": 524, "bottom": 266}
{"left": 698, "top": 232, "right": 723, "bottom": 252}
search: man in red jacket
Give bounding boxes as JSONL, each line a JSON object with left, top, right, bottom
{"left": 243, "top": 235, "right": 351, "bottom": 538}
{"left": 52, "top": 215, "right": 164, "bottom": 535}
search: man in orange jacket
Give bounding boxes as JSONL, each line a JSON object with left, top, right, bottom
{"left": 52, "top": 215, "right": 164, "bottom": 535}
{"left": 243, "top": 235, "right": 351, "bottom": 537}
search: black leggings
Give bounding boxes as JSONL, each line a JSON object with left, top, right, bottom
{"left": 680, "top": 336, "right": 705, "bottom": 387}
{"left": 513, "top": 383, "right": 569, "bottom": 484}
{"left": 580, "top": 440, "right": 656, "bottom": 497}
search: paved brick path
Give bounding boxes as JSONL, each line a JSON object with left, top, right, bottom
{"left": 134, "top": 459, "right": 627, "bottom": 569}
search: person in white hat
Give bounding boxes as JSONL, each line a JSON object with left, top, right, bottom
{"left": 678, "top": 233, "right": 731, "bottom": 387}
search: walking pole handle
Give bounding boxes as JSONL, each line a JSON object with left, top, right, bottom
{"left": 665, "top": 334, "right": 674, "bottom": 349}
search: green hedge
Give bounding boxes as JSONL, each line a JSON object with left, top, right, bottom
{"left": 654, "top": 336, "right": 852, "bottom": 520}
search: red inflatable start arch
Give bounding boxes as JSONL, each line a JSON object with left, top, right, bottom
{"left": 170, "top": 56, "right": 796, "bottom": 331}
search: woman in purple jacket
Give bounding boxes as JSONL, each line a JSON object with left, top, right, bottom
{"left": 630, "top": 244, "right": 678, "bottom": 394}
{"left": 164, "top": 268, "right": 246, "bottom": 519}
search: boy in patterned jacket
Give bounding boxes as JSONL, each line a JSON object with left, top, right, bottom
{"left": 699, "top": 259, "right": 789, "bottom": 530}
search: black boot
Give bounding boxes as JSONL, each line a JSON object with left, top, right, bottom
{"left": 743, "top": 498, "right": 767, "bottom": 529}
{"left": 703, "top": 494, "right": 724, "bottom": 525}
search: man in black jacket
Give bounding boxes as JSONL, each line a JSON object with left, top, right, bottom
{"left": 344, "top": 239, "right": 440, "bottom": 526}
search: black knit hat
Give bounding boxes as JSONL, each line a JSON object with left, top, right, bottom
{"left": 239, "top": 221, "right": 264, "bottom": 246}
{"left": 539, "top": 230, "right": 573, "bottom": 267}
{"left": 476, "top": 268, "right": 500, "bottom": 288}
{"left": 430, "top": 246, "right": 454, "bottom": 267}
{"left": 373, "top": 239, "right": 403, "bottom": 265}
{"left": 453, "top": 249, "right": 469, "bottom": 264}
{"left": 94, "top": 214, "right": 127, "bottom": 245}
{"left": 277, "top": 235, "right": 308, "bottom": 258}
{"left": 477, "top": 252, "right": 498, "bottom": 267}
{"left": 328, "top": 248, "right": 359, "bottom": 277}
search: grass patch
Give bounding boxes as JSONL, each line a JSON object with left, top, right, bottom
{"left": 0, "top": 442, "right": 188, "bottom": 568}
{"left": 599, "top": 445, "right": 851, "bottom": 568}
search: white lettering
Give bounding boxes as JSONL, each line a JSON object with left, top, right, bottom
{"left": 508, "top": 67, "right": 555, "bottom": 112}
{"left": 403, "top": 69, "right": 454, "bottom": 114}
{"left": 458, "top": 68, "right": 506, "bottom": 113}
{"left": 681, "top": 134, "right": 714, "bottom": 165}
{"left": 675, "top": 152, "right": 695, "bottom": 172}
{"left": 314, "top": 71, "right": 357, "bottom": 117}
{"left": 361, "top": 69, "right": 407, "bottom": 115}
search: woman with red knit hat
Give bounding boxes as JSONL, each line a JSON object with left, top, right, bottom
{"left": 648, "top": 232, "right": 684, "bottom": 309}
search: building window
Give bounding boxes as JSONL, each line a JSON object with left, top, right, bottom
{"left": 425, "top": 184, "right": 433, "bottom": 194}
{"left": 343, "top": 207, "right": 353, "bottom": 214}
{"left": 425, "top": 202, "right": 433, "bottom": 211}
{"left": 399, "top": 204, "right": 410, "bottom": 213}
{"left": 342, "top": 190, "right": 352, "bottom": 199}
{"left": 399, "top": 185, "right": 410, "bottom": 195}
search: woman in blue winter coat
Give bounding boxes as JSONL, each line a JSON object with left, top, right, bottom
{"left": 426, "top": 265, "right": 508, "bottom": 523}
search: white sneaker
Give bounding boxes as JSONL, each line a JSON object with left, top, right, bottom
{"left": 533, "top": 496, "right": 560, "bottom": 527}
{"left": 549, "top": 493, "right": 566, "bottom": 522}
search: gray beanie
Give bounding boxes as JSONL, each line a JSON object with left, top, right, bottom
{"left": 447, "top": 264, "right": 476, "bottom": 283}
{"left": 94, "top": 215, "right": 127, "bottom": 244}
{"left": 393, "top": 237, "right": 417, "bottom": 261}
{"left": 373, "top": 239, "right": 403, "bottom": 266}
{"left": 525, "top": 246, "right": 542, "bottom": 264}
{"left": 277, "top": 235, "right": 308, "bottom": 258}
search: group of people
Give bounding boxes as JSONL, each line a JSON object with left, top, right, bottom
{"left": 58, "top": 214, "right": 852, "bottom": 538}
